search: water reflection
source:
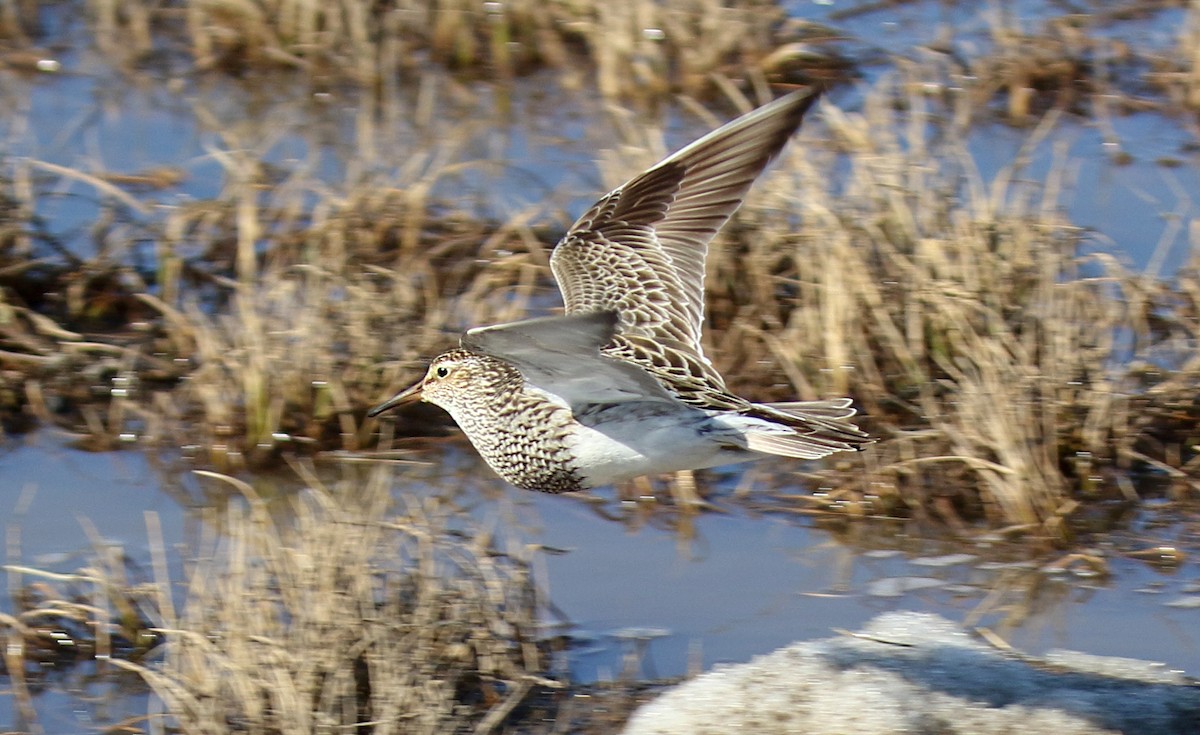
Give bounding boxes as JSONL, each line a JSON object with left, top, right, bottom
{"left": 2, "top": 430, "right": 1198, "bottom": 729}
{"left": 355, "top": 439, "right": 1200, "bottom": 680}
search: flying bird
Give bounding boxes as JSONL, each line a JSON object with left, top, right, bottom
{"left": 369, "top": 89, "right": 871, "bottom": 492}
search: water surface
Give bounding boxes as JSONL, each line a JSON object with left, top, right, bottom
{"left": 3, "top": 2, "right": 1200, "bottom": 729}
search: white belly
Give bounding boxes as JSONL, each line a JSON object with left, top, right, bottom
{"left": 565, "top": 403, "right": 756, "bottom": 487}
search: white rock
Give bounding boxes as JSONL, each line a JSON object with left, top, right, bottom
{"left": 621, "top": 612, "right": 1200, "bottom": 735}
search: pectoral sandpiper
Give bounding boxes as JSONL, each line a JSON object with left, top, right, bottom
{"left": 369, "top": 89, "right": 871, "bottom": 492}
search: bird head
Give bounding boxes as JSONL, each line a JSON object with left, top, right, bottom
{"left": 367, "top": 349, "right": 519, "bottom": 418}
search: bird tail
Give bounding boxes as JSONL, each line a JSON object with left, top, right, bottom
{"left": 740, "top": 399, "right": 873, "bottom": 460}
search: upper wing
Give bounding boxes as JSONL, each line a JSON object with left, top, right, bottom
{"left": 549, "top": 89, "right": 818, "bottom": 357}
{"left": 461, "top": 311, "right": 677, "bottom": 408}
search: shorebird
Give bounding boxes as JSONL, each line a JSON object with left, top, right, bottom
{"left": 369, "top": 89, "right": 871, "bottom": 492}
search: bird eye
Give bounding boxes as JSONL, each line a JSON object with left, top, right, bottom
{"left": 435, "top": 366, "right": 450, "bottom": 379}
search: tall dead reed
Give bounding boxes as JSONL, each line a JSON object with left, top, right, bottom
{"left": 110, "top": 465, "right": 559, "bottom": 734}
{"left": 1142, "top": 0, "right": 1200, "bottom": 111}
{"left": 4, "top": 5, "right": 1200, "bottom": 532}
{"left": 79, "top": 0, "right": 845, "bottom": 98}
{"left": 966, "top": 6, "right": 1126, "bottom": 124}
{"left": 700, "top": 72, "right": 1195, "bottom": 532}
{"left": 1180, "top": 0, "right": 1200, "bottom": 109}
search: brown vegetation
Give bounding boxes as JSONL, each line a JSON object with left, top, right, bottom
{"left": 4, "top": 466, "right": 566, "bottom": 733}
{"left": 1, "top": 2, "right": 1198, "bottom": 532}
{"left": 705, "top": 83, "right": 1198, "bottom": 532}
{"left": 67, "top": 0, "right": 853, "bottom": 98}
{"left": 3, "top": 2, "right": 1200, "bottom": 732}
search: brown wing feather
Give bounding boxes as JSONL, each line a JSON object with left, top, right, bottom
{"left": 550, "top": 89, "right": 819, "bottom": 362}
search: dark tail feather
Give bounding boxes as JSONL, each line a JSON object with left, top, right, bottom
{"left": 744, "top": 431, "right": 863, "bottom": 460}
{"left": 750, "top": 399, "right": 874, "bottom": 451}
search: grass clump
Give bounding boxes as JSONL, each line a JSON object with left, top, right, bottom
{"left": 962, "top": 7, "right": 1136, "bottom": 124}
{"left": 6, "top": 466, "right": 563, "bottom": 733}
{"left": 75, "top": 0, "right": 853, "bottom": 99}
{"left": 700, "top": 74, "right": 1198, "bottom": 532}
{"left": 137, "top": 183, "right": 548, "bottom": 469}
{"left": 0, "top": 93, "right": 551, "bottom": 466}
{"left": 1149, "top": 0, "right": 1200, "bottom": 110}
{"left": 126, "top": 468, "right": 558, "bottom": 733}
{"left": 3, "top": 4, "right": 1200, "bottom": 536}
{"left": 4, "top": 70, "right": 1199, "bottom": 536}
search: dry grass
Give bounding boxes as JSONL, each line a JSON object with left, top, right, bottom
{"left": 75, "top": 0, "right": 851, "bottom": 99}
{"left": 139, "top": 156, "right": 561, "bottom": 468}
{"left": 1152, "top": 0, "right": 1200, "bottom": 109}
{"left": 3, "top": 69, "right": 1199, "bottom": 534}
{"left": 0, "top": 82, "right": 553, "bottom": 465}
{"left": 691, "top": 73, "right": 1198, "bottom": 531}
{"left": 5, "top": 465, "right": 564, "bottom": 733}
{"left": 2, "top": 548, "right": 160, "bottom": 725}
{"left": 960, "top": 1, "right": 1200, "bottom": 119}
{"left": 958, "top": 6, "right": 1132, "bottom": 124}
{"left": 4, "top": 6, "right": 1200, "bottom": 728}
{"left": 2, "top": 2, "right": 1200, "bottom": 536}
{"left": 1185, "top": 0, "right": 1200, "bottom": 108}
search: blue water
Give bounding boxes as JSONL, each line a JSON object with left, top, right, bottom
{"left": 4, "top": 1, "right": 1200, "bottom": 728}
{"left": 521, "top": 486, "right": 1200, "bottom": 682}
{"left": 3, "top": 434, "right": 1197, "bottom": 723}
{"left": 8, "top": 7, "right": 1196, "bottom": 274}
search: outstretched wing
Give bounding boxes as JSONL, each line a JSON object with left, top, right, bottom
{"left": 549, "top": 89, "right": 818, "bottom": 360}
{"left": 461, "top": 311, "right": 676, "bottom": 409}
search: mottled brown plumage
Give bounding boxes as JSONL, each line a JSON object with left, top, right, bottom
{"left": 370, "top": 89, "right": 872, "bottom": 492}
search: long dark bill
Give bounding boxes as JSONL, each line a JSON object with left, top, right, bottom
{"left": 366, "top": 382, "right": 423, "bottom": 417}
